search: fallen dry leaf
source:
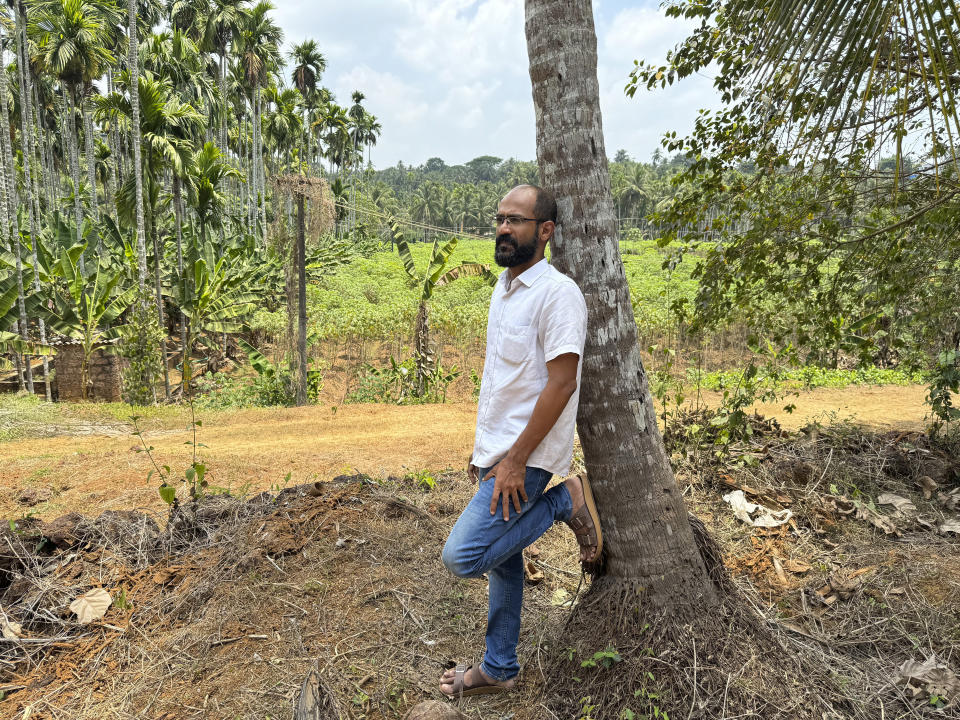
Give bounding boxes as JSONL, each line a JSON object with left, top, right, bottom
{"left": 722, "top": 490, "right": 793, "bottom": 528}
{"left": 877, "top": 493, "right": 917, "bottom": 516}
{"left": 940, "top": 489, "right": 960, "bottom": 512}
{"left": 69, "top": 588, "right": 111, "bottom": 625}
{"left": 897, "top": 655, "right": 960, "bottom": 701}
{"left": 940, "top": 518, "right": 960, "bottom": 536}
{"left": 772, "top": 556, "right": 788, "bottom": 586}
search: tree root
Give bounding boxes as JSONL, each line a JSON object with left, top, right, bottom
{"left": 541, "top": 519, "right": 869, "bottom": 720}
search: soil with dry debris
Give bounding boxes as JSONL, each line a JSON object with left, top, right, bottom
{"left": 0, "top": 415, "right": 957, "bottom": 719}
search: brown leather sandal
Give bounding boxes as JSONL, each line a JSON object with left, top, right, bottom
{"left": 445, "top": 664, "right": 513, "bottom": 698}
{"left": 567, "top": 474, "right": 603, "bottom": 563}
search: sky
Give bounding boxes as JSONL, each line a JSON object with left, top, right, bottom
{"left": 272, "top": 0, "right": 720, "bottom": 169}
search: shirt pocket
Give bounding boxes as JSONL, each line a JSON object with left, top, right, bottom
{"left": 499, "top": 324, "right": 536, "bottom": 364}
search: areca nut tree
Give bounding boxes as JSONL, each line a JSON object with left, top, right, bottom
{"left": 98, "top": 70, "right": 205, "bottom": 400}
{"left": 32, "top": 0, "right": 114, "bottom": 252}
{"left": 235, "top": 0, "right": 283, "bottom": 240}
{"left": 203, "top": 0, "right": 248, "bottom": 152}
{"left": 0, "top": 32, "right": 34, "bottom": 392}
{"left": 289, "top": 38, "right": 325, "bottom": 168}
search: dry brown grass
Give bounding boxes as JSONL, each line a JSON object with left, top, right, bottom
{"left": 0, "top": 385, "right": 931, "bottom": 523}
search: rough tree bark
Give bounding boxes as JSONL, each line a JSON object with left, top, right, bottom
{"left": 525, "top": 0, "right": 714, "bottom": 609}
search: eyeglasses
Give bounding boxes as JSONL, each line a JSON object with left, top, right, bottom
{"left": 493, "top": 214, "right": 544, "bottom": 228}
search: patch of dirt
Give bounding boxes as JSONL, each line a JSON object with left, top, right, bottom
{"left": 0, "top": 386, "right": 931, "bottom": 522}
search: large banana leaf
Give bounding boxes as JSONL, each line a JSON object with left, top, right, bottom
{"left": 423, "top": 237, "right": 459, "bottom": 300}
{"left": 435, "top": 262, "right": 498, "bottom": 288}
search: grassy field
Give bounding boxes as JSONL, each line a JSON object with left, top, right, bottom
{"left": 299, "top": 237, "right": 698, "bottom": 349}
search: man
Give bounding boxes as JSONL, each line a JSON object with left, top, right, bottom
{"left": 439, "top": 185, "right": 602, "bottom": 698}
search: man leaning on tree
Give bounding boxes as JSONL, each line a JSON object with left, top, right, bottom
{"left": 439, "top": 184, "right": 603, "bottom": 699}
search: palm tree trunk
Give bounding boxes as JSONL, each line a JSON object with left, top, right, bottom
{"left": 295, "top": 191, "right": 307, "bottom": 405}
{"left": 525, "top": 0, "right": 714, "bottom": 606}
{"left": 14, "top": 12, "right": 50, "bottom": 401}
{"left": 255, "top": 89, "right": 265, "bottom": 238}
{"left": 0, "top": 39, "right": 33, "bottom": 394}
{"left": 219, "top": 54, "right": 228, "bottom": 153}
{"left": 66, "top": 87, "right": 84, "bottom": 266}
{"left": 146, "top": 171, "right": 170, "bottom": 401}
{"left": 173, "top": 174, "right": 187, "bottom": 370}
{"left": 128, "top": 0, "right": 148, "bottom": 300}
{"left": 83, "top": 92, "right": 98, "bottom": 225}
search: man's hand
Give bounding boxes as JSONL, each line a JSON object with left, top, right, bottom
{"left": 485, "top": 454, "right": 528, "bottom": 521}
{"left": 467, "top": 456, "right": 479, "bottom": 482}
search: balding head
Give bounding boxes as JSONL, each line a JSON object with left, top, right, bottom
{"left": 507, "top": 184, "right": 558, "bottom": 224}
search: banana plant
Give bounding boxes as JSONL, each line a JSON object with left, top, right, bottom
{"left": 0, "top": 276, "right": 52, "bottom": 355}
{"left": 173, "top": 254, "right": 259, "bottom": 392}
{"left": 47, "top": 245, "right": 136, "bottom": 400}
{"left": 391, "top": 221, "right": 496, "bottom": 396}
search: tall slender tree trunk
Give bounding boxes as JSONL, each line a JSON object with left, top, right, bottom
{"left": 254, "top": 89, "right": 265, "bottom": 238}
{"left": 146, "top": 172, "right": 170, "bottom": 400}
{"left": 173, "top": 175, "right": 188, "bottom": 368}
{"left": 14, "top": 9, "right": 51, "bottom": 400}
{"left": 66, "top": 87, "right": 84, "bottom": 261}
{"left": 295, "top": 191, "right": 307, "bottom": 405}
{"left": 524, "top": 0, "right": 714, "bottom": 607}
{"left": 83, "top": 92, "right": 98, "bottom": 226}
{"left": 0, "top": 39, "right": 33, "bottom": 394}
{"left": 219, "top": 54, "right": 228, "bottom": 153}
{"left": 128, "top": 0, "right": 148, "bottom": 299}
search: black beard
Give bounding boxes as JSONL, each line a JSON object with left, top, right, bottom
{"left": 494, "top": 233, "right": 537, "bottom": 267}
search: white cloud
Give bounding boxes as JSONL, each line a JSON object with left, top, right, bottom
{"left": 335, "top": 65, "right": 429, "bottom": 127}
{"left": 394, "top": 0, "right": 527, "bottom": 84}
{"left": 271, "top": 0, "right": 718, "bottom": 167}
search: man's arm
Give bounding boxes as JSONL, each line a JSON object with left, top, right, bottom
{"left": 484, "top": 352, "right": 580, "bottom": 520}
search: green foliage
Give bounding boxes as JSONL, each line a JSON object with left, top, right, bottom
{"left": 691, "top": 365, "right": 929, "bottom": 392}
{"left": 346, "top": 355, "right": 459, "bottom": 405}
{"left": 132, "top": 403, "right": 207, "bottom": 510}
{"left": 580, "top": 647, "right": 623, "bottom": 669}
{"left": 403, "top": 469, "right": 436, "bottom": 492}
{"left": 927, "top": 350, "right": 960, "bottom": 429}
{"left": 118, "top": 303, "right": 164, "bottom": 406}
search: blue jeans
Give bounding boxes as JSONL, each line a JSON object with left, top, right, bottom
{"left": 441, "top": 465, "right": 573, "bottom": 681}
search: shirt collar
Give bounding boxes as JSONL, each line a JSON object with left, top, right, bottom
{"left": 503, "top": 258, "right": 549, "bottom": 291}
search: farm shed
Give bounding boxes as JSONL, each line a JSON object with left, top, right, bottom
{"left": 52, "top": 337, "right": 124, "bottom": 402}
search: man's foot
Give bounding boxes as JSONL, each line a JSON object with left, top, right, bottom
{"left": 439, "top": 664, "right": 516, "bottom": 698}
{"left": 564, "top": 475, "right": 603, "bottom": 563}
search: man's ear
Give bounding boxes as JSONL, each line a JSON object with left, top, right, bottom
{"left": 539, "top": 220, "right": 555, "bottom": 246}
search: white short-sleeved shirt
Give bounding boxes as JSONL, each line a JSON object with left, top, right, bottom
{"left": 472, "top": 258, "right": 588, "bottom": 476}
